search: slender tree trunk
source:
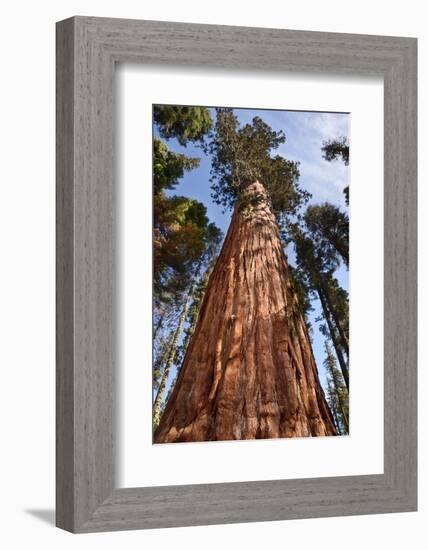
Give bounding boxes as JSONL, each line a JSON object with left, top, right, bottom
{"left": 320, "top": 278, "right": 349, "bottom": 356}
{"left": 334, "top": 240, "right": 348, "bottom": 268}
{"left": 153, "top": 314, "right": 164, "bottom": 341}
{"left": 181, "top": 266, "right": 212, "bottom": 347}
{"left": 152, "top": 291, "right": 192, "bottom": 430}
{"left": 155, "top": 182, "right": 337, "bottom": 443}
{"left": 153, "top": 333, "right": 173, "bottom": 396}
{"left": 325, "top": 229, "right": 348, "bottom": 267}
{"left": 316, "top": 286, "right": 349, "bottom": 390}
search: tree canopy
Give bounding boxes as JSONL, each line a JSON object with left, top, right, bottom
{"left": 289, "top": 217, "right": 349, "bottom": 388}
{"left": 304, "top": 203, "right": 349, "bottom": 267}
{"left": 206, "top": 108, "right": 307, "bottom": 216}
{"left": 321, "top": 136, "right": 349, "bottom": 165}
{"left": 153, "top": 138, "right": 200, "bottom": 195}
{"left": 321, "top": 136, "right": 350, "bottom": 206}
{"left": 154, "top": 105, "right": 213, "bottom": 146}
{"left": 154, "top": 196, "right": 210, "bottom": 304}
{"left": 153, "top": 107, "right": 221, "bottom": 311}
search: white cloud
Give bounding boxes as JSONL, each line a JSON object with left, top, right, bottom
{"left": 273, "top": 110, "right": 350, "bottom": 208}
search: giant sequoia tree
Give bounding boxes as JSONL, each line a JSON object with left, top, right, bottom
{"left": 154, "top": 109, "right": 337, "bottom": 442}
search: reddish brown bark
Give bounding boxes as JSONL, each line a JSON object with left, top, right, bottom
{"left": 154, "top": 182, "right": 337, "bottom": 442}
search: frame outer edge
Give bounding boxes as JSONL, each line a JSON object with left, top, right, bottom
{"left": 56, "top": 16, "right": 418, "bottom": 533}
{"left": 56, "top": 16, "right": 76, "bottom": 532}
{"left": 383, "top": 40, "right": 417, "bottom": 511}
{"left": 72, "top": 15, "right": 116, "bottom": 532}
{"left": 391, "top": 38, "right": 417, "bottom": 508}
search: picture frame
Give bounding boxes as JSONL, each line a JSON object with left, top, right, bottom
{"left": 56, "top": 16, "right": 417, "bottom": 533}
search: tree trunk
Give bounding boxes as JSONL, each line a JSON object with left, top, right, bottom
{"left": 325, "top": 228, "right": 348, "bottom": 267}
{"left": 153, "top": 314, "right": 163, "bottom": 341}
{"left": 316, "top": 286, "right": 349, "bottom": 390}
{"left": 152, "top": 333, "right": 173, "bottom": 395}
{"left": 320, "top": 278, "right": 349, "bottom": 356}
{"left": 154, "top": 182, "right": 337, "bottom": 443}
{"left": 152, "top": 291, "right": 192, "bottom": 430}
{"left": 179, "top": 265, "right": 212, "bottom": 353}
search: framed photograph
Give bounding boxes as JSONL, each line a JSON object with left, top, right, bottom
{"left": 56, "top": 16, "right": 417, "bottom": 532}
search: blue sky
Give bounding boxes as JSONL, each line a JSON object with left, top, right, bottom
{"left": 157, "top": 106, "right": 349, "bottom": 393}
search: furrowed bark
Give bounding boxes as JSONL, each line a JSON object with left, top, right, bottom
{"left": 155, "top": 182, "right": 337, "bottom": 443}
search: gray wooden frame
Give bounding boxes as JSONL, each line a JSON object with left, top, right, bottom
{"left": 56, "top": 16, "right": 417, "bottom": 533}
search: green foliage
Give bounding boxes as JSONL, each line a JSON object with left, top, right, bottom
{"left": 324, "top": 342, "right": 349, "bottom": 434}
{"left": 304, "top": 203, "right": 349, "bottom": 267}
{"left": 321, "top": 137, "right": 349, "bottom": 165}
{"left": 153, "top": 104, "right": 221, "bottom": 314}
{"left": 152, "top": 106, "right": 351, "bottom": 429}
{"left": 206, "top": 108, "right": 307, "bottom": 215}
{"left": 152, "top": 106, "right": 223, "bottom": 425}
{"left": 173, "top": 272, "right": 208, "bottom": 371}
{"left": 153, "top": 138, "right": 200, "bottom": 195}
{"left": 292, "top": 199, "right": 349, "bottom": 379}
{"left": 288, "top": 264, "right": 314, "bottom": 324}
{"left": 153, "top": 126, "right": 222, "bottom": 311}
{"left": 154, "top": 195, "right": 210, "bottom": 305}
{"left": 325, "top": 277, "right": 349, "bottom": 339}
{"left": 290, "top": 221, "right": 340, "bottom": 278}
{"left": 289, "top": 219, "right": 349, "bottom": 387}
{"left": 321, "top": 136, "right": 350, "bottom": 206}
{"left": 343, "top": 186, "right": 349, "bottom": 206}
{"left": 153, "top": 332, "right": 173, "bottom": 392}
{"left": 154, "top": 105, "right": 213, "bottom": 146}
{"left": 172, "top": 228, "right": 222, "bottom": 373}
